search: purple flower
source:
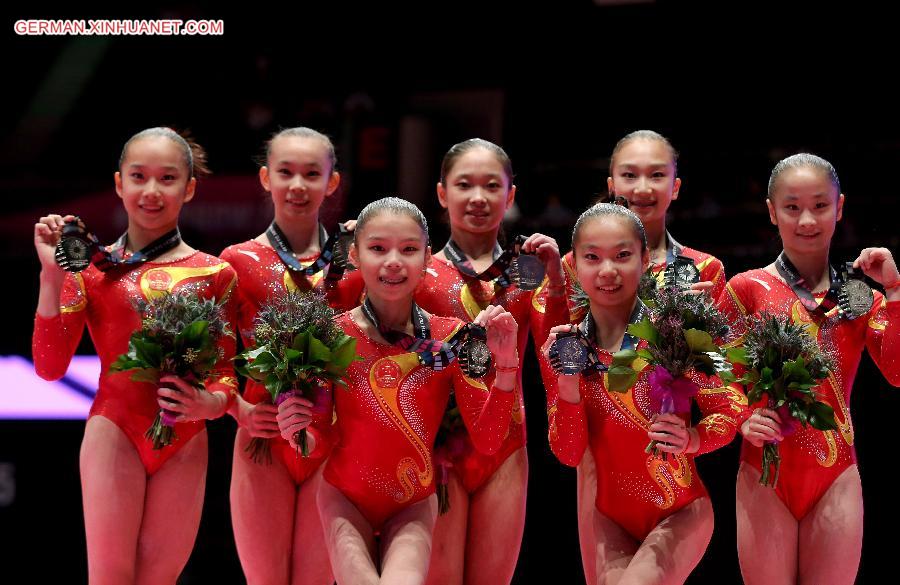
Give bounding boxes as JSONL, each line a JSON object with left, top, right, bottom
{"left": 647, "top": 366, "right": 699, "bottom": 415}
{"left": 775, "top": 403, "right": 802, "bottom": 437}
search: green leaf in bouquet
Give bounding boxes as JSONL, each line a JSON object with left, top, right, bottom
{"left": 245, "top": 346, "right": 270, "bottom": 360}
{"left": 130, "top": 368, "right": 161, "bottom": 384}
{"left": 284, "top": 348, "right": 302, "bottom": 362}
{"left": 176, "top": 320, "right": 210, "bottom": 348}
{"left": 747, "top": 386, "right": 764, "bottom": 405}
{"left": 607, "top": 365, "right": 638, "bottom": 393}
{"left": 808, "top": 401, "right": 838, "bottom": 431}
{"left": 726, "top": 347, "right": 749, "bottom": 366}
{"left": 719, "top": 370, "right": 737, "bottom": 385}
{"left": 611, "top": 349, "right": 638, "bottom": 367}
{"left": 328, "top": 336, "right": 361, "bottom": 371}
{"left": 249, "top": 351, "right": 277, "bottom": 374}
{"left": 636, "top": 348, "right": 654, "bottom": 362}
{"left": 789, "top": 401, "right": 808, "bottom": 427}
{"left": 764, "top": 346, "right": 779, "bottom": 369}
{"left": 684, "top": 329, "right": 719, "bottom": 353}
{"left": 110, "top": 356, "right": 145, "bottom": 372}
{"left": 265, "top": 373, "right": 284, "bottom": 399}
{"left": 292, "top": 330, "right": 310, "bottom": 355}
{"left": 757, "top": 367, "right": 774, "bottom": 387}
{"left": 626, "top": 317, "right": 659, "bottom": 346}
{"left": 131, "top": 336, "right": 163, "bottom": 368}
{"left": 308, "top": 335, "right": 332, "bottom": 363}
{"left": 233, "top": 359, "right": 253, "bottom": 379}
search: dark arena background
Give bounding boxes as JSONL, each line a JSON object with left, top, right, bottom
{"left": 2, "top": 3, "right": 897, "bottom": 583}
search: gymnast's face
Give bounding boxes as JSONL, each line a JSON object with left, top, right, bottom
{"left": 351, "top": 212, "right": 431, "bottom": 302}
{"left": 115, "top": 135, "right": 196, "bottom": 232}
{"left": 767, "top": 166, "right": 844, "bottom": 254}
{"left": 260, "top": 134, "right": 340, "bottom": 224}
{"left": 607, "top": 139, "right": 681, "bottom": 227}
{"left": 437, "top": 147, "right": 516, "bottom": 236}
{"left": 572, "top": 215, "right": 649, "bottom": 310}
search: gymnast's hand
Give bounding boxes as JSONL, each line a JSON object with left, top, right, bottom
{"left": 237, "top": 398, "right": 280, "bottom": 439}
{"left": 276, "top": 394, "right": 316, "bottom": 449}
{"left": 521, "top": 232, "right": 565, "bottom": 287}
{"left": 157, "top": 375, "right": 229, "bottom": 421}
{"left": 541, "top": 323, "right": 583, "bottom": 404}
{"left": 649, "top": 413, "right": 699, "bottom": 455}
{"left": 740, "top": 407, "right": 785, "bottom": 448}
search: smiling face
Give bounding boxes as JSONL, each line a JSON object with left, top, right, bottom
{"left": 607, "top": 138, "right": 681, "bottom": 226}
{"left": 260, "top": 134, "right": 340, "bottom": 223}
{"left": 350, "top": 211, "right": 430, "bottom": 303}
{"left": 437, "top": 146, "right": 515, "bottom": 235}
{"left": 572, "top": 215, "right": 649, "bottom": 309}
{"left": 767, "top": 165, "right": 844, "bottom": 254}
{"left": 115, "top": 135, "right": 196, "bottom": 232}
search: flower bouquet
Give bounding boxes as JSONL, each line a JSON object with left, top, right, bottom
{"left": 609, "top": 285, "right": 733, "bottom": 458}
{"left": 110, "top": 291, "right": 233, "bottom": 449}
{"left": 235, "top": 289, "right": 360, "bottom": 463}
{"left": 723, "top": 313, "right": 835, "bottom": 487}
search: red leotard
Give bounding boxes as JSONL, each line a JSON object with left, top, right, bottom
{"left": 323, "top": 312, "right": 516, "bottom": 530}
{"left": 562, "top": 246, "right": 726, "bottom": 323}
{"left": 718, "top": 269, "right": 900, "bottom": 520}
{"left": 220, "top": 239, "right": 365, "bottom": 483}
{"left": 414, "top": 254, "right": 569, "bottom": 493}
{"left": 539, "top": 339, "right": 746, "bottom": 541}
{"left": 32, "top": 252, "right": 238, "bottom": 475}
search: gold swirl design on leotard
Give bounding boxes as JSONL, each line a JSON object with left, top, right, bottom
{"left": 140, "top": 263, "right": 231, "bottom": 299}
{"left": 826, "top": 372, "right": 854, "bottom": 447}
{"left": 282, "top": 260, "right": 324, "bottom": 292}
{"left": 646, "top": 453, "right": 692, "bottom": 510}
{"left": 646, "top": 456, "right": 676, "bottom": 509}
{"left": 60, "top": 273, "right": 87, "bottom": 313}
{"left": 790, "top": 302, "right": 854, "bottom": 448}
{"left": 698, "top": 412, "right": 738, "bottom": 435}
{"left": 818, "top": 430, "right": 838, "bottom": 468}
{"left": 531, "top": 275, "right": 550, "bottom": 314}
{"left": 547, "top": 403, "right": 559, "bottom": 442}
{"left": 603, "top": 358, "right": 651, "bottom": 430}
{"left": 603, "top": 359, "right": 693, "bottom": 502}
{"left": 460, "top": 280, "right": 492, "bottom": 321}
{"left": 369, "top": 353, "right": 430, "bottom": 503}
{"left": 698, "top": 386, "right": 747, "bottom": 415}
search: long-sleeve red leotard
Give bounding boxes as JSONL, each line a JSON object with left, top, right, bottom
{"left": 539, "top": 339, "right": 746, "bottom": 541}
{"left": 32, "top": 252, "right": 238, "bottom": 475}
{"left": 323, "top": 312, "right": 516, "bottom": 530}
{"left": 414, "top": 254, "right": 569, "bottom": 493}
{"left": 718, "top": 269, "right": 900, "bottom": 520}
{"left": 220, "top": 239, "right": 365, "bottom": 483}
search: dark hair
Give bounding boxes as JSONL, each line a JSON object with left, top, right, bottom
{"left": 571, "top": 202, "right": 647, "bottom": 252}
{"left": 354, "top": 197, "right": 429, "bottom": 244}
{"left": 610, "top": 130, "right": 678, "bottom": 175}
{"left": 440, "top": 138, "right": 513, "bottom": 186}
{"left": 263, "top": 127, "right": 337, "bottom": 174}
{"left": 119, "top": 127, "right": 210, "bottom": 179}
{"left": 767, "top": 153, "right": 840, "bottom": 199}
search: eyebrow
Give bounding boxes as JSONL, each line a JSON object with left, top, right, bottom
{"left": 453, "top": 172, "right": 503, "bottom": 180}
{"left": 782, "top": 192, "right": 831, "bottom": 200}
{"left": 275, "top": 160, "right": 321, "bottom": 167}
{"left": 128, "top": 163, "right": 180, "bottom": 171}
{"left": 364, "top": 235, "right": 423, "bottom": 242}
{"left": 617, "top": 163, "right": 669, "bottom": 169}
{"left": 582, "top": 241, "right": 634, "bottom": 250}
